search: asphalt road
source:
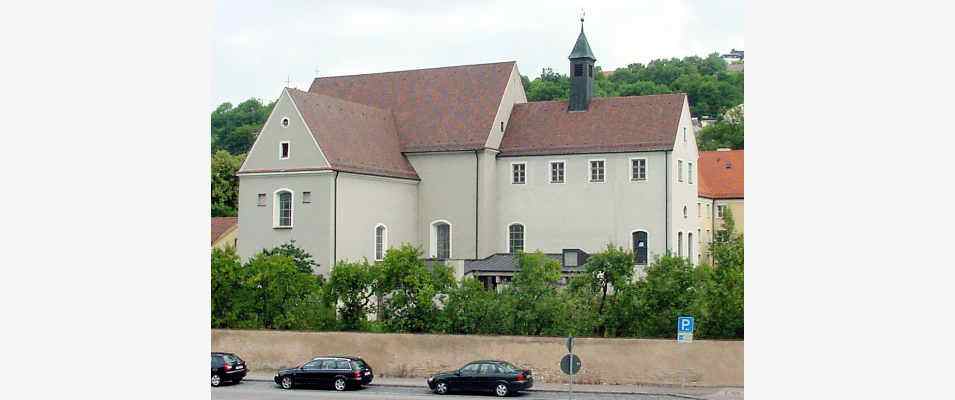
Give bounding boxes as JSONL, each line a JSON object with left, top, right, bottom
{"left": 211, "top": 381, "right": 687, "bottom": 400}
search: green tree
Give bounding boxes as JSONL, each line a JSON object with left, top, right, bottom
{"left": 211, "top": 98, "right": 274, "bottom": 155}
{"left": 697, "top": 108, "right": 744, "bottom": 150}
{"left": 698, "top": 208, "right": 744, "bottom": 338}
{"left": 262, "top": 240, "right": 320, "bottom": 274}
{"left": 569, "top": 244, "right": 636, "bottom": 336}
{"left": 328, "top": 259, "right": 380, "bottom": 330}
{"left": 378, "top": 245, "right": 455, "bottom": 333}
{"left": 630, "top": 255, "right": 708, "bottom": 337}
{"left": 244, "top": 253, "right": 320, "bottom": 329}
{"left": 211, "top": 246, "right": 249, "bottom": 328}
{"left": 211, "top": 150, "right": 244, "bottom": 217}
{"left": 505, "top": 251, "right": 563, "bottom": 336}
{"left": 439, "top": 277, "right": 511, "bottom": 335}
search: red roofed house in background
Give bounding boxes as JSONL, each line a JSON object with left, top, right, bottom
{"left": 235, "top": 19, "right": 701, "bottom": 286}
{"left": 697, "top": 149, "right": 744, "bottom": 264}
{"left": 212, "top": 217, "right": 238, "bottom": 250}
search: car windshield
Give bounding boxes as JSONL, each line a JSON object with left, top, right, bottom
{"left": 354, "top": 360, "right": 367, "bottom": 369}
{"left": 222, "top": 354, "right": 239, "bottom": 364}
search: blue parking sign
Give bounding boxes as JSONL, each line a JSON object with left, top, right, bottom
{"left": 677, "top": 316, "right": 694, "bottom": 333}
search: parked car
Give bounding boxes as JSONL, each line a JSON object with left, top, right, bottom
{"left": 211, "top": 352, "right": 248, "bottom": 387}
{"left": 274, "top": 356, "right": 373, "bottom": 391}
{"left": 427, "top": 360, "right": 533, "bottom": 397}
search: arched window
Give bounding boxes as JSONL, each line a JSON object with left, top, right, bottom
{"left": 374, "top": 224, "right": 387, "bottom": 261}
{"left": 274, "top": 189, "right": 293, "bottom": 228}
{"left": 508, "top": 223, "right": 525, "bottom": 253}
{"left": 677, "top": 232, "right": 683, "bottom": 257}
{"left": 632, "top": 230, "right": 648, "bottom": 265}
{"left": 431, "top": 221, "right": 451, "bottom": 259}
{"left": 687, "top": 232, "right": 694, "bottom": 264}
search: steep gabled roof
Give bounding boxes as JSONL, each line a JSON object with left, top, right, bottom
{"left": 211, "top": 217, "right": 237, "bottom": 245}
{"left": 308, "top": 61, "right": 516, "bottom": 152}
{"left": 698, "top": 150, "right": 744, "bottom": 199}
{"left": 499, "top": 94, "right": 686, "bottom": 156}
{"left": 286, "top": 88, "right": 419, "bottom": 180}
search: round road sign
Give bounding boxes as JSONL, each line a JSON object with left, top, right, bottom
{"left": 560, "top": 354, "right": 582, "bottom": 375}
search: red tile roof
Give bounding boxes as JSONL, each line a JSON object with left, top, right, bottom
{"left": 698, "top": 150, "right": 744, "bottom": 199}
{"left": 211, "top": 217, "right": 237, "bottom": 245}
{"left": 287, "top": 88, "right": 419, "bottom": 180}
{"left": 498, "top": 94, "right": 686, "bottom": 156}
{"left": 308, "top": 61, "right": 516, "bottom": 152}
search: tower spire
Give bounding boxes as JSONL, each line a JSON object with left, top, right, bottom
{"left": 568, "top": 13, "right": 596, "bottom": 111}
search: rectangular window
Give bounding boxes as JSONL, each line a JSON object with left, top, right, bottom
{"left": 588, "top": 64, "right": 594, "bottom": 77}
{"left": 631, "top": 159, "right": 647, "bottom": 181}
{"left": 688, "top": 162, "right": 694, "bottom": 184}
{"left": 717, "top": 205, "right": 726, "bottom": 218}
{"left": 549, "top": 161, "right": 565, "bottom": 183}
{"left": 512, "top": 163, "right": 526, "bottom": 184}
{"left": 683, "top": 127, "right": 687, "bottom": 143}
{"left": 589, "top": 160, "right": 605, "bottom": 182}
{"left": 278, "top": 192, "right": 292, "bottom": 227}
{"left": 574, "top": 63, "right": 583, "bottom": 77}
{"left": 257, "top": 193, "right": 266, "bottom": 206}
{"left": 698, "top": 203, "right": 701, "bottom": 216}
{"left": 678, "top": 160, "right": 684, "bottom": 182}
{"left": 302, "top": 191, "right": 311, "bottom": 203}
{"left": 280, "top": 142, "right": 290, "bottom": 159}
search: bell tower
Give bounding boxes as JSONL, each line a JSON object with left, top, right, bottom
{"left": 568, "top": 16, "right": 596, "bottom": 111}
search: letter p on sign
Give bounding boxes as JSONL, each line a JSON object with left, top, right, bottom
{"left": 677, "top": 316, "right": 694, "bottom": 333}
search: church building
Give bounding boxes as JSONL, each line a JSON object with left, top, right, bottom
{"left": 236, "top": 21, "right": 699, "bottom": 285}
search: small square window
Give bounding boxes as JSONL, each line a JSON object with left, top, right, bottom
{"left": 280, "top": 142, "right": 290, "bottom": 159}
{"left": 257, "top": 193, "right": 266, "bottom": 206}
{"left": 512, "top": 163, "right": 526, "bottom": 184}
{"left": 302, "top": 191, "right": 311, "bottom": 203}
{"left": 550, "top": 161, "right": 565, "bottom": 183}
{"left": 631, "top": 159, "right": 647, "bottom": 181}
{"left": 589, "top": 160, "right": 605, "bottom": 182}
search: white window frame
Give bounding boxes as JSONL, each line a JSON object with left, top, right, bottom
{"left": 630, "top": 229, "right": 650, "bottom": 265}
{"left": 717, "top": 205, "right": 726, "bottom": 219}
{"left": 429, "top": 219, "right": 452, "bottom": 259}
{"left": 257, "top": 193, "right": 267, "bottom": 207}
{"left": 273, "top": 188, "right": 294, "bottom": 228}
{"left": 373, "top": 223, "right": 388, "bottom": 261}
{"left": 510, "top": 162, "right": 527, "bottom": 185}
{"left": 677, "top": 159, "right": 684, "bottom": 182}
{"left": 677, "top": 231, "right": 684, "bottom": 257}
{"left": 279, "top": 141, "right": 290, "bottom": 160}
{"left": 281, "top": 116, "right": 290, "bottom": 128}
{"left": 506, "top": 222, "right": 526, "bottom": 254}
{"left": 548, "top": 160, "right": 566, "bottom": 184}
{"left": 588, "top": 159, "right": 606, "bottom": 183}
{"left": 688, "top": 161, "right": 694, "bottom": 184}
{"left": 630, "top": 157, "right": 648, "bottom": 182}
{"left": 687, "top": 232, "right": 694, "bottom": 264}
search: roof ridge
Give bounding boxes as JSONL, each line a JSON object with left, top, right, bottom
{"left": 287, "top": 88, "right": 394, "bottom": 115}
{"left": 310, "top": 60, "right": 516, "bottom": 81}
{"left": 516, "top": 93, "right": 687, "bottom": 107}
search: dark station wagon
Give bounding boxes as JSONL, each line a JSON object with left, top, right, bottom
{"left": 211, "top": 352, "right": 247, "bottom": 387}
{"left": 274, "top": 356, "right": 373, "bottom": 391}
{"left": 427, "top": 360, "right": 533, "bottom": 397}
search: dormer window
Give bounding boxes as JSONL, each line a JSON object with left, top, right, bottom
{"left": 280, "top": 142, "right": 290, "bottom": 159}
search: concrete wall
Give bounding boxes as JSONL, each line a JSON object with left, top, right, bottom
{"left": 237, "top": 173, "right": 335, "bottom": 276}
{"left": 335, "top": 172, "right": 419, "bottom": 263}
{"left": 407, "top": 152, "right": 478, "bottom": 260}
{"left": 240, "top": 90, "right": 329, "bottom": 173}
{"left": 212, "top": 329, "right": 743, "bottom": 387}
{"left": 494, "top": 152, "right": 668, "bottom": 262}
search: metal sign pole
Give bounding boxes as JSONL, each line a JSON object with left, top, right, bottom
{"left": 569, "top": 347, "right": 573, "bottom": 400}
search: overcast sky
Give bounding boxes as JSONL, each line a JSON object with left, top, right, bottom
{"left": 212, "top": 0, "right": 743, "bottom": 109}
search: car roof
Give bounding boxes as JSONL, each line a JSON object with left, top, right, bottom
{"left": 311, "top": 356, "right": 360, "bottom": 361}
{"left": 468, "top": 360, "right": 508, "bottom": 364}
{"left": 211, "top": 352, "right": 236, "bottom": 356}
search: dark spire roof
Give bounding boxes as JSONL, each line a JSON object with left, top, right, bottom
{"left": 568, "top": 20, "right": 596, "bottom": 60}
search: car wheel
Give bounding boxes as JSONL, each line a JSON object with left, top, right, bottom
{"left": 280, "top": 376, "right": 293, "bottom": 390}
{"left": 334, "top": 377, "right": 347, "bottom": 391}
{"left": 211, "top": 374, "right": 222, "bottom": 387}
{"left": 495, "top": 383, "right": 509, "bottom": 397}
{"left": 434, "top": 381, "right": 448, "bottom": 395}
